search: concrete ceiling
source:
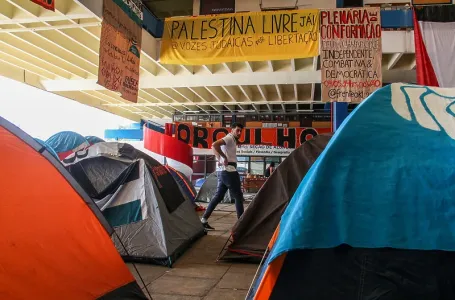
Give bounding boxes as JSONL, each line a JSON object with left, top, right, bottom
{"left": 0, "top": 0, "right": 417, "bottom": 122}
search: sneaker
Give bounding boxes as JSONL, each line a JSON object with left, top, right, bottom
{"left": 202, "top": 222, "right": 215, "bottom": 230}
{"left": 195, "top": 205, "right": 206, "bottom": 212}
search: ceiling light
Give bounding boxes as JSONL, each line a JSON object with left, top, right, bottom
{"left": 238, "top": 110, "right": 255, "bottom": 113}
{"left": 183, "top": 110, "right": 200, "bottom": 114}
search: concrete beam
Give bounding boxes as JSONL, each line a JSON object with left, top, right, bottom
{"left": 42, "top": 70, "right": 417, "bottom": 92}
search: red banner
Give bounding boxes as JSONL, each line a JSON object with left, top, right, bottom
{"left": 144, "top": 126, "right": 193, "bottom": 168}
{"left": 175, "top": 123, "right": 332, "bottom": 149}
{"left": 30, "top": 0, "right": 55, "bottom": 11}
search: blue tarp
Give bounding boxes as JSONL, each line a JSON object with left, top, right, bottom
{"left": 268, "top": 83, "right": 455, "bottom": 265}
{"left": 45, "top": 131, "right": 89, "bottom": 154}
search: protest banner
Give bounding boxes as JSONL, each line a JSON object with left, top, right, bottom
{"left": 320, "top": 8, "right": 382, "bottom": 102}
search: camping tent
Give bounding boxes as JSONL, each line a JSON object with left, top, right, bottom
{"left": 0, "top": 116, "right": 146, "bottom": 299}
{"left": 34, "top": 138, "right": 60, "bottom": 160}
{"left": 46, "top": 131, "right": 89, "bottom": 160}
{"left": 248, "top": 83, "right": 455, "bottom": 299}
{"left": 166, "top": 165, "right": 206, "bottom": 212}
{"left": 63, "top": 142, "right": 205, "bottom": 266}
{"left": 166, "top": 165, "right": 197, "bottom": 203}
{"left": 195, "top": 171, "right": 232, "bottom": 204}
{"left": 85, "top": 135, "right": 105, "bottom": 145}
{"left": 220, "top": 134, "right": 332, "bottom": 261}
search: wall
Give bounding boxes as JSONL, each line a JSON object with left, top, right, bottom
{"left": 193, "top": 0, "right": 336, "bottom": 16}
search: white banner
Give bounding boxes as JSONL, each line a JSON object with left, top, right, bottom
{"left": 236, "top": 145, "right": 293, "bottom": 156}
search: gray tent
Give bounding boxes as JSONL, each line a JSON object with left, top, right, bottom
{"left": 195, "top": 171, "right": 232, "bottom": 204}
{"left": 63, "top": 142, "right": 205, "bottom": 267}
{"left": 219, "top": 134, "right": 332, "bottom": 261}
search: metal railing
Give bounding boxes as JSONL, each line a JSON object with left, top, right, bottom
{"left": 380, "top": 6, "right": 413, "bottom": 29}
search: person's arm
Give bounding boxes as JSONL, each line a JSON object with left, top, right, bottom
{"left": 212, "top": 139, "right": 228, "bottom": 166}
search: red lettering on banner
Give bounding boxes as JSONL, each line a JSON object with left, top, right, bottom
{"left": 174, "top": 123, "right": 331, "bottom": 149}
{"left": 320, "top": 7, "right": 382, "bottom": 103}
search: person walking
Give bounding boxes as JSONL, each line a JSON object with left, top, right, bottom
{"left": 201, "top": 123, "right": 245, "bottom": 230}
{"left": 265, "top": 162, "right": 275, "bottom": 178}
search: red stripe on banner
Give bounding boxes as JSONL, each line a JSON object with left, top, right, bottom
{"left": 57, "top": 150, "right": 73, "bottom": 161}
{"left": 413, "top": 10, "right": 439, "bottom": 87}
{"left": 144, "top": 126, "right": 193, "bottom": 168}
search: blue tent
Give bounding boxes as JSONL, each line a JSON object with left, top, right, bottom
{"left": 34, "top": 138, "right": 59, "bottom": 160}
{"left": 85, "top": 136, "right": 105, "bottom": 145}
{"left": 45, "top": 131, "right": 89, "bottom": 160}
{"left": 249, "top": 83, "right": 455, "bottom": 299}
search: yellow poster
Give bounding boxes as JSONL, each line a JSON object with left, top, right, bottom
{"left": 160, "top": 10, "right": 320, "bottom": 65}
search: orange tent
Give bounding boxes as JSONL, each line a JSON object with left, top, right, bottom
{"left": 0, "top": 116, "right": 147, "bottom": 299}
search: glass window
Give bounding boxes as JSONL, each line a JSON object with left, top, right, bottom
{"left": 265, "top": 157, "right": 280, "bottom": 163}
{"left": 250, "top": 161, "right": 264, "bottom": 175}
{"left": 237, "top": 162, "right": 248, "bottom": 174}
{"left": 186, "top": 115, "right": 197, "bottom": 121}
{"left": 199, "top": 115, "right": 209, "bottom": 121}
{"left": 247, "top": 115, "right": 258, "bottom": 121}
{"left": 251, "top": 157, "right": 263, "bottom": 162}
{"left": 174, "top": 115, "right": 184, "bottom": 121}
{"left": 237, "top": 156, "right": 249, "bottom": 162}
{"left": 211, "top": 115, "right": 221, "bottom": 122}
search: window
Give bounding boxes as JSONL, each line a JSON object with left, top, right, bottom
{"left": 237, "top": 162, "right": 248, "bottom": 174}
{"left": 185, "top": 115, "right": 197, "bottom": 121}
{"left": 250, "top": 157, "right": 264, "bottom": 175}
{"left": 250, "top": 161, "right": 264, "bottom": 175}
{"left": 174, "top": 115, "right": 184, "bottom": 121}
{"left": 211, "top": 115, "right": 221, "bottom": 122}
{"left": 247, "top": 115, "right": 258, "bottom": 121}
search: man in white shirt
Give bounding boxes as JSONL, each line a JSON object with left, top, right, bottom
{"left": 201, "top": 123, "right": 245, "bottom": 230}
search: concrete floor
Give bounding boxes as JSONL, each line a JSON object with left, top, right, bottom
{"left": 128, "top": 203, "right": 258, "bottom": 300}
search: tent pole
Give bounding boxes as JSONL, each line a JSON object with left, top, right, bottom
{"left": 216, "top": 234, "right": 233, "bottom": 261}
{"left": 246, "top": 246, "right": 270, "bottom": 298}
{"left": 114, "top": 232, "right": 153, "bottom": 299}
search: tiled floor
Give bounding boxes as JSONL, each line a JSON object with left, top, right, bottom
{"left": 128, "top": 203, "right": 258, "bottom": 300}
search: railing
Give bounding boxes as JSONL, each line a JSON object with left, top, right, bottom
{"left": 142, "top": 6, "right": 164, "bottom": 38}
{"left": 380, "top": 7, "right": 413, "bottom": 29}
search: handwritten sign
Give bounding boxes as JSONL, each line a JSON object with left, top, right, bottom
{"left": 98, "top": 0, "right": 142, "bottom": 103}
{"left": 30, "top": 0, "right": 54, "bottom": 11}
{"left": 160, "top": 9, "right": 320, "bottom": 65}
{"left": 320, "top": 8, "right": 382, "bottom": 103}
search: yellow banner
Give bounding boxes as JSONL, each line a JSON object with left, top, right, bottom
{"left": 160, "top": 10, "right": 320, "bottom": 65}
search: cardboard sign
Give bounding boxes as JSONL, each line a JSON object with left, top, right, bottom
{"left": 98, "top": 0, "right": 142, "bottom": 103}
{"left": 320, "top": 8, "right": 382, "bottom": 102}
